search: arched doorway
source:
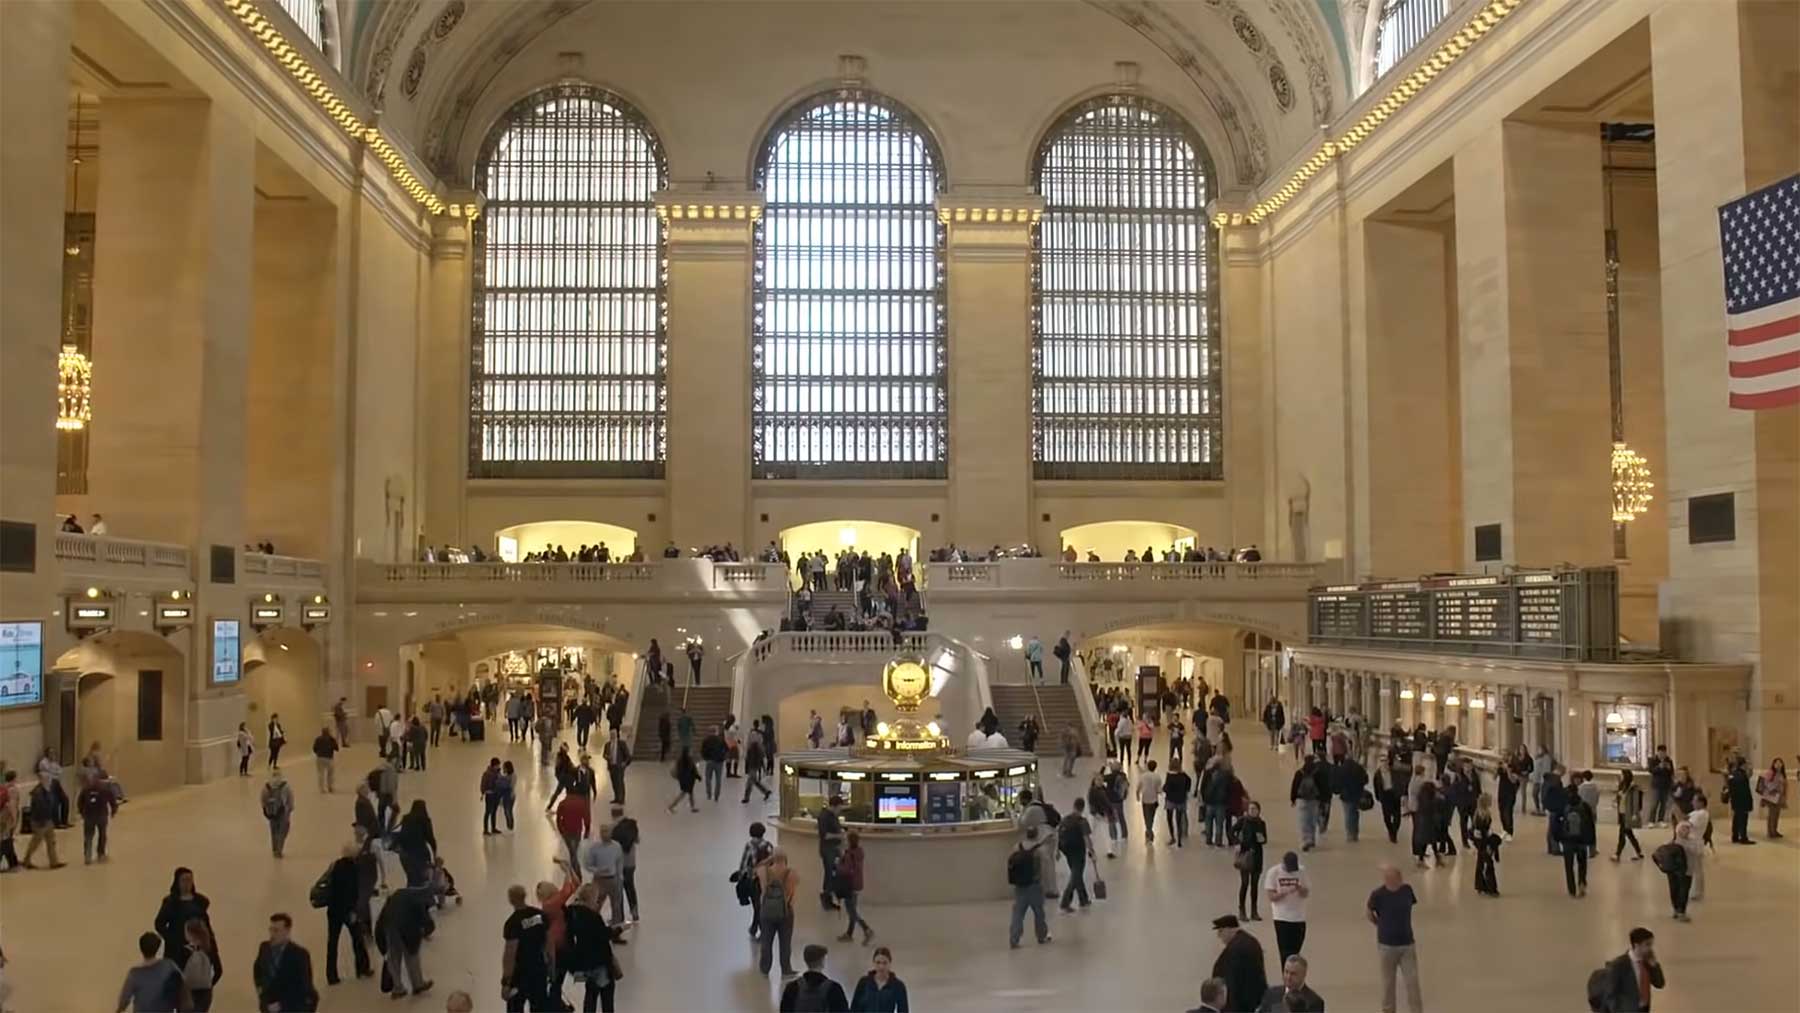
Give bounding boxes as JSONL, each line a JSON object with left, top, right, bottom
{"left": 1059, "top": 520, "right": 1199, "bottom": 561}
{"left": 494, "top": 520, "right": 640, "bottom": 561}
{"left": 54, "top": 633, "right": 187, "bottom": 795}
{"left": 779, "top": 520, "right": 919, "bottom": 567}
{"left": 243, "top": 627, "right": 325, "bottom": 736}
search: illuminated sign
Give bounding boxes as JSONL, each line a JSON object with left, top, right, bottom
{"left": 1006, "top": 765, "right": 1028, "bottom": 776}
{"left": 251, "top": 605, "right": 284, "bottom": 624}
{"left": 835, "top": 771, "right": 867, "bottom": 781}
{"left": 212, "top": 619, "right": 241, "bottom": 684}
{"left": 155, "top": 604, "right": 195, "bottom": 627}
{"left": 880, "top": 772, "right": 913, "bottom": 781}
{"left": 972, "top": 769, "right": 999, "bottom": 779}
{"left": 302, "top": 605, "right": 331, "bottom": 624}
{"left": 1444, "top": 576, "right": 1500, "bottom": 587}
{"left": 68, "top": 603, "right": 114, "bottom": 630}
{"left": 927, "top": 772, "right": 960, "bottom": 781}
{"left": 0, "top": 621, "right": 44, "bottom": 709}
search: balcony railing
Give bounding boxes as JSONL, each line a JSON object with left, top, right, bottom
{"left": 54, "top": 533, "right": 191, "bottom": 573}
{"left": 377, "top": 562, "right": 659, "bottom": 583}
{"left": 749, "top": 630, "right": 927, "bottom": 664}
{"left": 360, "top": 559, "right": 790, "bottom": 598}
{"left": 243, "top": 552, "right": 326, "bottom": 580}
{"left": 926, "top": 559, "right": 1324, "bottom": 589}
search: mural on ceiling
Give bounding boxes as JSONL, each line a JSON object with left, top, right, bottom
{"left": 1090, "top": 0, "right": 1271, "bottom": 182}
{"left": 400, "top": 0, "right": 467, "bottom": 100}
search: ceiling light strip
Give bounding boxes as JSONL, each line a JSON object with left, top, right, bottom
{"left": 220, "top": 0, "right": 449, "bottom": 216}
{"left": 1215, "top": 0, "right": 1529, "bottom": 228}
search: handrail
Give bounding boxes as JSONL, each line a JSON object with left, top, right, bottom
{"left": 53, "top": 533, "right": 192, "bottom": 572}
{"left": 924, "top": 559, "right": 1325, "bottom": 589}
{"left": 1068, "top": 655, "right": 1105, "bottom": 758}
{"left": 617, "top": 658, "right": 649, "bottom": 751}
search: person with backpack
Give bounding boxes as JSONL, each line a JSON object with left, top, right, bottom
{"left": 1053, "top": 632, "right": 1073, "bottom": 684}
{"left": 755, "top": 847, "right": 800, "bottom": 978}
{"left": 1560, "top": 788, "right": 1596, "bottom": 898}
{"left": 563, "top": 879, "right": 622, "bottom": 1012}
{"left": 311, "top": 727, "right": 338, "bottom": 794}
{"left": 780, "top": 943, "right": 849, "bottom": 1012}
{"left": 1057, "top": 797, "right": 1097, "bottom": 911}
{"left": 835, "top": 830, "right": 874, "bottom": 945}
{"left": 261, "top": 770, "right": 295, "bottom": 858}
{"left": 181, "top": 919, "right": 219, "bottom": 1011}
{"left": 1656, "top": 823, "right": 1699, "bottom": 921}
{"left": 116, "top": 932, "right": 188, "bottom": 1012}
{"left": 78, "top": 773, "right": 114, "bottom": 864}
{"left": 1290, "top": 756, "right": 1323, "bottom": 852}
{"left": 1589, "top": 927, "right": 1663, "bottom": 1012}
{"left": 1007, "top": 826, "right": 1053, "bottom": 948}
{"left": 736, "top": 822, "right": 776, "bottom": 935}
{"left": 321, "top": 842, "right": 372, "bottom": 985}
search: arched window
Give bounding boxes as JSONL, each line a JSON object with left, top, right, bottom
{"left": 1031, "top": 94, "right": 1220, "bottom": 479}
{"left": 273, "top": 0, "right": 328, "bottom": 57}
{"left": 1375, "top": 0, "right": 1452, "bottom": 78}
{"left": 470, "top": 84, "right": 668, "bottom": 477}
{"left": 752, "top": 90, "right": 947, "bottom": 479}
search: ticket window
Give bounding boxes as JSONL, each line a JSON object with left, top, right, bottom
{"left": 1598, "top": 704, "right": 1654, "bottom": 768}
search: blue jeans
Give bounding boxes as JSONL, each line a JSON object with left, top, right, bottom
{"left": 1206, "top": 804, "right": 1228, "bottom": 845}
{"left": 1009, "top": 883, "right": 1049, "bottom": 945}
{"left": 704, "top": 761, "right": 724, "bottom": 801}
{"left": 1296, "top": 799, "right": 1319, "bottom": 848}
{"left": 1342, "top": 798, "right": 1361, "bottom": 841}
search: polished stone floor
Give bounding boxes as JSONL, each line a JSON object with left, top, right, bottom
{"left": 2, "top": 721, "right": 1796, "bottom": 1012}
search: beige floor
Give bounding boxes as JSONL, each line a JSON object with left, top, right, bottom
{"left": 2, "top": 722, "right": 1796, "bottom": 1012}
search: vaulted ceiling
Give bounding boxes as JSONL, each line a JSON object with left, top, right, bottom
{"left": 334, "top": 0, "right": 1358, "bottom": 188}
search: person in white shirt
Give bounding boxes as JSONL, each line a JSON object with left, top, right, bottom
{"left": 388, "top": 717, "right": 406, "bottom": 763}
{"left": 1262, "top": 850, "right": 1312, "bottom": 964}
{"left": 984, "top": 730, "right": 1010, "bottom": 750}
{"left": 1137, "top": 760, "right": 1165, "bottom": 845}
{"left": 375, "top": 706, "right": 394, "bottom": 756}
{"left": 88, "top": 514, "right": 108, "bottom": 536}
{"left": 967, "top": 727, "right": 990, "bottom": 750}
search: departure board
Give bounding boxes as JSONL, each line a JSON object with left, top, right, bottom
{"left": 1307, "top": 568, "right": 1617, "bottom": 661}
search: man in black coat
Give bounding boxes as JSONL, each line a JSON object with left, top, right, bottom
{"left": 1597, "top": 927, "right": 1665, "bottom": 1012}
{"left": 1259, "top": 954, "right": 1326, "bottom": 1012}
{"left": 253, "top": 912, "right": 318, "bottom": 1012}
{"left": 1725, "top": 758, "right": 1756, "bottom": 844}
{"left": 323, "top": 844, "right": 373, "bottom": 984}
{"left": 1210, "top": 914, "right": 1268, "bottom": 1013}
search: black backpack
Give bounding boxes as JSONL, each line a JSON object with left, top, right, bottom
{"left": 1651, "top": 841, "right": 1686, "bottom": 874}
{"left": 309, "top": 867, "right": 332, "bottom": 909}
{"left": 1586, "top": 965, "right": 1613, "bottom": 1012}
{"left": 1038, "top": 801, "right": 1062, "bottom": 828}
{"left": 1563, "top": 804, "right": 1587, "bottom": 841}
{"left": 790, "top": 975, "right": 836, "bottom": 1013}
{"left": 1006, "top": 845, "right": 1039, "bottom": 887}
{"left": 759, "top": 874, "right": 789, "bottom": 925}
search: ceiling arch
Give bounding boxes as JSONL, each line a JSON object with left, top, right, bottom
{"left": 338, "top": 1, "right": 1353, "bottom": 188}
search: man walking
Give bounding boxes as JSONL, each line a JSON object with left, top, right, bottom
{"left": 1138, "top": 760, "right": 1164, "bottom": 846}
{"left": 1008, "top": 827, "right": 1053, "bottom": 948}
{"left": 252, "top": 912, "right": 317, "bottom": 1013}
{"left": 1594, "top": 927, "right": 1664, "bottom": 1012}
{"left": 427, "top": 697, "right": 445, "bottom": 748}
{"left": 1367, "top": 864, "right": 1423, "bottom": 1013}
{"left": 1056, "top": 797, "right": 1095, "bottom": 911}
{"left": 1259, "top": 956, "right": 1325, "bottom": 1013}
{"left": 1054, "top": 631, "right": 1073, "bottom": 684}
{"left": 312, "top": 726, "right": 339, "bottom": 793}
{"left": 262, "top": 770, "right": 295, "bottom": 858}
{"left": 817, "top": 795, "right": 846, "bottom": 912}
{"left": 332, "top": 698, "right": 350, "bottom": 746}
{"left": 1025, "top": 635, "right": 1044, "bottom": 683}
{"left": 700, "top": 725, "right": 727, "bottom": 803}
{"left": 1060, "top": 723, "right": 1080, "bottom": 778}
{"left": 603, "top": 728, "right": 631, "bottom": 806}
{"left": 1209, "top": 915, "right": 1267, "bottom": 1013}
{"left": 1646, "top": 746, "right": 1674, "bottom": 826}
{"left": 778, "top": 944, "right": 849, "bottom": 1011}
{"left": 742, "top": 728, "right": 773, "bottom": 803}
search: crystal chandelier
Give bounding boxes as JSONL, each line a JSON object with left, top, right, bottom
{"left": 1611, "top": 441, "right": 1652, "bottom": 522}
{"left": 57, "top": 345, "right": 93, "bottom": 430}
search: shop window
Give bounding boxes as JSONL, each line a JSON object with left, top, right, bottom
{"left": 1598, "top": 702, "right": 1653, "bottom": 767}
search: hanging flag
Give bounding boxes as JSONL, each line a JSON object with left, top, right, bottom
{"left": 1718, "top": 173, "right": 1799, "bottom": 410}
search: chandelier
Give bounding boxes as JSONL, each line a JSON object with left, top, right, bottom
{"left": 1610, "top": 441, "right": 1653, "bottom": 522}
{"left": 57, "top": 345, "right": 92, "bottom": 430}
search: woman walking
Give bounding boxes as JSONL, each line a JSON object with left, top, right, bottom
{"left": 235, "top": 724, "right": 255, "bottom": 777}
{"left": 1262, "top": 850, "right": 1311, "bottom": 964}
{"left": 1613, "top": 770, "right": 1645, "bottom": 861}
{"left": 1411, "top": 782, "right": 1439, "bottom": 868}
{"left": 667, "top": 748, "right": 700, "bottom": 813}
{"left": 498, "top": 761, "right": 518, "bottom": 831}
{"left": 266, "top": 714, "right": 286, "bottom": 771}
{"left": 480, "top": 758, "right": 504, "bottom": 835}
{"left": 153, "top": 867, "right": 216, "bottom": 972}
{"left": 1757, "top": 757, "right": 1789, "bottom": 839}
{"left": 836, "top": 830, "right": 874, "bottom": 945}
{"left": 850, "top": 946, "right": 910, "bottom": 1012}
{"left": 393, "top": 801, "right": 438, "bottom": 886}
{"left": 755, "top": 848, "right": 799, "bottom": 978}
{"left": 1135, "top": 715, "right": 1154, "bottom": 765}
{"left": 1473, "top": 795, "right": 1500, "bottom": 896}
{"left": 180, "top": 919, "right": 219, "bottom": 1011}
{"left": 1234, "top": 801, "right": 1268, "bottom": 921}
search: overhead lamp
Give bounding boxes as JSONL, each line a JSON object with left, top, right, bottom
{"left": 1421, "top": 690, "right": 1437, "bottom": 703}
{"left": 1469, "top": 696, "right": 1487, "bottom": 710}
{"left": 57, "top": 347, "right": 93, "bottom": 431}
{"left": 1605, "top": 704, "right": 1626, "bottom": 725}
{"left": 84, "top": 586, "right": 101, "bottom": 599}
{"left": 1399, "top": 687, "right": 1415, "bottom": 700}
{"left": 1610, "top": 442, "right": 1653, "bottom": 522}
{"left": 1006, "top": 635, "right": 1023, "bottom": 651}
{"left": 1445, "top": 693, "right": 1462, "bottom": 707}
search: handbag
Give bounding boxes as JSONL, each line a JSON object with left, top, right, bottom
{"left": 1232, "top": 850, "right": 1256, "bottom": 872}
{"left": 1092, "top": 876, "right": 1108, "bottom": 901}
{"left": 1358, "top": 789, "right": 1376, "bottom": 812}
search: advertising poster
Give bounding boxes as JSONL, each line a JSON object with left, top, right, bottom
{"left": 212, "top": 618, "right": 241, "bottom": 684}
{"left": 0, "top": 621, "right": 44, "bottom": 708}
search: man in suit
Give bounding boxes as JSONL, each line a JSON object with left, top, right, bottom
{"left": 1211, "top": 915, "right": 1269, "bottom": 1013}
{"left": 1259, "top": 955, "right": 1326, "bottom": 1012}
{"left": 253, "top": 912, "right": 318, "bottom": 1012}
{"left": 1187, "top": 977, "right": 1229, "bottom": 1013}
{"left": 1600, "top": 927, "right": 1665, "bottom": 1012}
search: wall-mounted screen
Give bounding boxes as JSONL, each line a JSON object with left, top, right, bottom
{"left": 211, "top": 618, "right": 241, "bottom": 684}
{"left": 0, "top": 620, "right": 44, "bottom": 708}
{"left": 876, "top": 784, "right": 921, "bottom": 823}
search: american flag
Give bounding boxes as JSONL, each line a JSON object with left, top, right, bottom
{"left": 1718, "top": 173, "right": 1800, "bottom": 410}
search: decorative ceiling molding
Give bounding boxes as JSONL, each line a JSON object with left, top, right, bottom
{"left": 359, "top": 0, "right": 425, "bottom": 105}
{"left": 1089, "top": 0, "right": 1271, "bottom": 182}
{"left": 1262, "top": 0, "right": 1342, "bottom": 119}
{"left": 399, "top": 0, "right": 466, "bottom": 101}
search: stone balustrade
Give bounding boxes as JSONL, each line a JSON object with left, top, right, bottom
{"left": 54, "top": 533, "right": 192, "bottom": 574}
{"left": 926, "top": 559, "right": 1326, "bottom": 590}
{"left": 359, "top": 559, "right": 790, "bottom": 601}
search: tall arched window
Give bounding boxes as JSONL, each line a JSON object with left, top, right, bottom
{"left": 1031, "top": 94, "right": 1220, "bottom": 480}
{"left": 274, "top": 0, "right": 328, "bottom": 57}
{"left": 1374, "top": 0, "right": 1452, "bottom": 78}
{"left": 752, "top": 90, "right": 947, "bottom": 479}
{"left": 470, "top": 84, "right": 668, "bottom": 477}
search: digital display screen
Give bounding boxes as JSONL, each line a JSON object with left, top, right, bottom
{"left": 925, "top": 781, "right": 962, "bottom": 824}
{"left": 876, "top": 785, "right": 920, "bottom": 822}
{"left": 0, "top": 621, "right": 44, "bottom": 709}
{"left": 212, "top": 619, "right": 241, "bottom": 684}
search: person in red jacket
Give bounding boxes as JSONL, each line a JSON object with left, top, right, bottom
{"left": 555, "top": 792, "right": 591, "bottom": 869}
{"left": 834, "top": 831, "right": 873, "bottom": 945}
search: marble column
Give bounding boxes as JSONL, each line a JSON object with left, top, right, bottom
{"left": 939, "top": 191, "right": 1041, "bottom": 549}
{"left": 1651, "top": 0, "right": 1800, "bottom": 764}
{"left": 660, "top": 192, "right": 760, "bottom": 550}
{"left": 419, "top": 205, "right": 474, "bottom": 548}
{"left": 1453, "top": 121, "right": 1613, "bottom": 568}
{"left": 88, "top": 96, "right": 257, "bottom": 780}
{"left": 0, "top": 0, "right": 71, "bottom": 773}
{"left": 1218, "top": 218, "right": 1270, "bottom": 547}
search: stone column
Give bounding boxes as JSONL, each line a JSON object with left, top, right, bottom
{"left": 1651, "top": 0, "right": 1800, "bottom": 764}
{"left": 938, "top": 190, "right": 1041, "bottom": 548}
{"left": 88, "top": 96, "right": 257, "bottom": 780}
{"left": 0, "top": 0, "right": 71, "bottom": 772}
{"left": 419, "top": 203, "right": 474, "bottom": 548}
{"left": 1453, "top": 121, "right": 1613, "bottom": 568}
{"left": 1217, "top": 216, "right": 1269, "bottom": 547}
{"left": 658, "top": 191, "right": 761, "bottom": 551}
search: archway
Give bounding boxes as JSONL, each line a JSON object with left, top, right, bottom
{"left": 243, "top": 627, "right": 325, "bottom": 737}
{"left": 1059, "top": 520, "right": 1198, "bottom": 561}
{"left": 1076, "top": 620, "right": 1283, "bottom": 713}
{"left": 401, "top": 622, "right": 640, "bottom": 717}
{"left": 778, "top": 520, "right": 920, "bottom": 567}
{"left": 54, "top": 633, "right": 187, "bottom": 795}
{"left": 495, "top": 520, "right": 639, "bottom": 561}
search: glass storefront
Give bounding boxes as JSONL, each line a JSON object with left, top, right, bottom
{"left": 1598, "top": 702, "right": 1654, "bottom": 768}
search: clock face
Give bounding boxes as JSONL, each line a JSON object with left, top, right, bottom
{"left": 886, "top": 661, "right": 929, "bottom": 700}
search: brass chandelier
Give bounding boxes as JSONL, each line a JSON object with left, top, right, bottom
{"left": 57, "top": 96, "right": 93, "bottom": 432}
{"left": 1603, "top": 134, "right": 1651, "bottom": 532}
